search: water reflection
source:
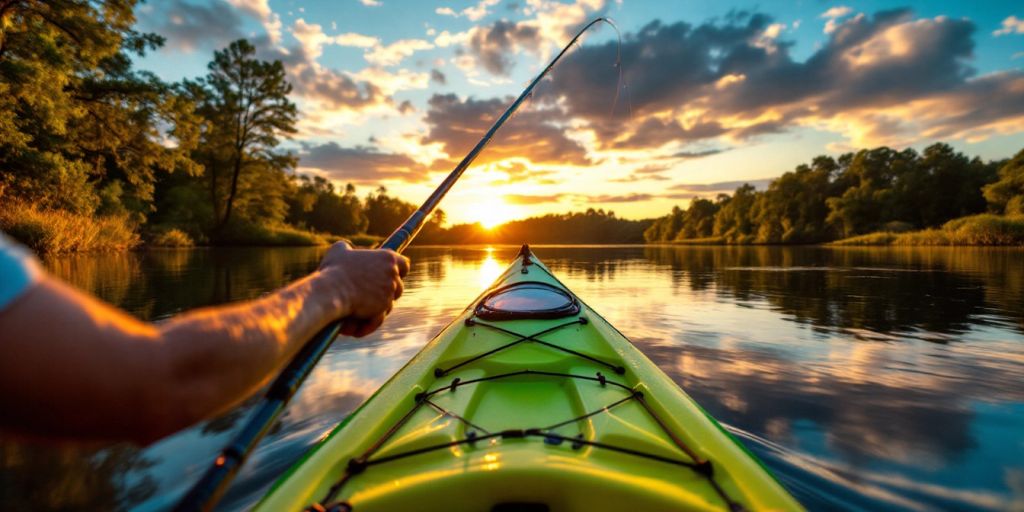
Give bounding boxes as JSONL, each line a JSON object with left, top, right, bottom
{"left": 1, "top": 245, "right": 1020, "bottom": 511}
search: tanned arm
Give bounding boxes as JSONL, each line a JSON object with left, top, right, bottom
{"left": 0, "top": 242, "right": 408, "bottom": 444}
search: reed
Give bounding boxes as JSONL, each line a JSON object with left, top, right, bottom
{"left": 0, "top": 202, "right": 140, "bottom": 254}
{"left": 830, "top": 214, "right": 1024, "bottom": 246}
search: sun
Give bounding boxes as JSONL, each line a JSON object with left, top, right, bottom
{"left": 476, "top": 199, "right": 517, "bottom": 229}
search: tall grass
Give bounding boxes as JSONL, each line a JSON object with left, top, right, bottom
{"left": 830, "top": 214, "right": 1024, "bottom": 246}
{"left": 0, "top": 202, "right": 140, "bottom": 254}
{"left": 148, "top": 227, "right": 195, "bottom": 247}
{"left": 217, "top": 221, "right": 329, "bottom": 246}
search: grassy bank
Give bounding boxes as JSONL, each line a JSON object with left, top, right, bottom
{"left": 830, "top": 214, "right": 1024, "bottom": 246}
{"left": 0, "top": 203, "right": 385, "bottom": 253}
{"left": 0, "top": 203, "right": 141, "bottom": 254}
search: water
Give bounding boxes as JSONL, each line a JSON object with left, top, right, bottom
{"left": 2, "top": 245, "right": 1023, "bottom": 511}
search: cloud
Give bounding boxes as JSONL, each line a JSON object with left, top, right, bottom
{"left": 993, "top": 15, "right": 1024, "bottom": 36}
{"left": 435, "top": 0, "right": 500, "bottom": 21}
{"left": 821, "top": 6, "right": 854, "bottom": 34}
{"left": 669, "top": 179, "right": 774, "bottom": 194}
{"left": 226, "top": 0, "right": 282, "bottom": 43}
{"left": 421, "top": 93, "right": 590, "bottom": 167}
{"left": 430, "top": 69, "right": 447, "bottom": 85}
{"left": 262, "top": 20, "right": 429, "bottom": 116}
{"left": 298, "top": 142, "right": 427, "bottom": 183}
{"left": 359, "top": 0, "right": 382, "bottom": 6}
{"left": 450, "top": 0, "right": 608, "bottom": 77}
{"left": 138, "top": 0, "right": 247, "bottom": 51}
{"left": 489, "top": 161, "right": 559, "bottom": 183}
{"left": 584, "top": 193, "right": 655, "bottom": 203}
{"left": 610, "top": 164, "right": 672, "bottom": 182}
{"left": 334, "top": 33, "right": 380, "bottom": 48}
{"left": 465, "top": 20, "right": 542, "bottom": 75}
{"left": 503, "top": 193, "right": 563, "bottom": 204}
{"left": 821, "top": 6, "right": 853, "bottom": 19}
{"left": 671, "top": 149, "right": 725, "bottom": 159}
{"left": 365, "top": 38, "right": 435, "bottom": 67}
{"left": 545, "top": 10, "right": 1024, "bottom": 151}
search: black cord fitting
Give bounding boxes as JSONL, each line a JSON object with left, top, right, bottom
{"left": 500, "top": 429, "right": 526, "bottom": 438}
{"left": 571, "top": 433, "right": 585, "bottom": 450}
{"left": 596, "top": 372, "right": 607, "bottom": 386}
{"left": 346, "top": 458, "right": 367, "bottom": 475}
{"left": 466, "top": 430, "right": 478, "bottom": 445}
{"left": 578, "top": 316, "right": 589, "bottom": 325}
{"left": 464, "top": 317, "right": 476, "bottom": 326}
{"left": 449, "top": 377, "right": 461, "bottom": 392}
{"left": 433, "top": 368, "right": 445, "bottom": 377}
{"left": 614, "top": 366, "right": 626, "bottom": 375}
{"left": 414, "top": 392, "right": 426, "bottom": 403}
{"left": 543, "top": 434, "right": 563, "bottom": 446}
{"left": 695, "top": 460, "right": 714, "bottom": 477}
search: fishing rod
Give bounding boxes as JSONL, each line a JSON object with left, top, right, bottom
{"left": 175, "top": 17, "right": 617, "bottom": 512}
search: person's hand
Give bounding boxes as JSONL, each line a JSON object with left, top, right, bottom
{"left": 318, "top": 241, "right": 410, "bottom": 337}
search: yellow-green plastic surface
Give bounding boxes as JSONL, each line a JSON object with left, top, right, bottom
{"left": 256, "top": 251, "right": 803, "bottom": 511}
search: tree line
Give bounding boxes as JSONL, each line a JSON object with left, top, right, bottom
{"left": 645, "top": 144, "right": 1024, "bottom": 244}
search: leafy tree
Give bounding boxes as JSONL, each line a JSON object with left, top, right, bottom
{"left": 287, "top": 176, "right": 368, "bottom": 235}
{"left": 675, "top": 198, "right": 719, "bottom": 239}
{"left": 644, "top": 206, "right": 685, "bottom": 242}
{"left": 713, "top": 184, "right": 758, "bottom": 242}
{"left": 364, "top": 186, "right": 417, "bottom": 236}
{"left": 826, "top": 148, "right": 914, "bottom": 237}
{"left": 184, "top": 39, "right": 297, "bottom": 232}
{"left": 984, "top": 149, "right": 1024, "bottom": 215}
{"left": 0, "top": 0, "right": 198, "bottom": 215}
{"left": 754, "top": 157, "right": 836, "bottom": 243}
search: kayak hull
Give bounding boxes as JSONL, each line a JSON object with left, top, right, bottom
{"left": 256, "top": 248, "right": 802, "bottom": 511}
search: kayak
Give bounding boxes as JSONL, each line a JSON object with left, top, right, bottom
{"left": 256, "top": 245, "right": 802, "bottom": 511}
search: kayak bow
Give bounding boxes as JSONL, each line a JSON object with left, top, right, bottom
{"left": 257, "top": 246, "right": 802, "bottom": 511}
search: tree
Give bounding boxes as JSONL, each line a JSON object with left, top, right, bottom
{"left": 186, "top": 39, "right": 297, "bottom": 232}
{"left": 0, "top": 0, "right": 196, "bottom": 215}
{"left": 713, "top": 184, "right": 758, "bottom": 242}
{"left": 983, "top": 149, "right": 1024, "bottom": 215}
{"left": 287, "top": 177, "right": 368, "bottom": 235}
{"left": 364, "top": 187, "right": 416, "bottom": 236}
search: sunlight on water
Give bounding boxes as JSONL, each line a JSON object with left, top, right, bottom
{"left": 476, "top": 248, "right": 504, "bottom": 289}
{"left": 5, "top": 245, "right": 1021, "bottom": 512}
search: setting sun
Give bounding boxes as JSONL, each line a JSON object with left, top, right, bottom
{"left": 475, "top": 199, "right": 518, "bottom": 229}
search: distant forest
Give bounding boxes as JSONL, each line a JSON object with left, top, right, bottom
{"left": 644, "top": 144, "right": 1024, "bottom": 244}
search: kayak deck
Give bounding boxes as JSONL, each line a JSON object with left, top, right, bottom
{"left": 257, "top": 247, "right": 801, "bottom": 511}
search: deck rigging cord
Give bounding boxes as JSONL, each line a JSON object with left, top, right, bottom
{"left": 175, "top": 18, "right": 622, "bottom": 512}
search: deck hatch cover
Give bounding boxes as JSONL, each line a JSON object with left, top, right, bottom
{"left": 475, "top": 282, "right": 579, "bottom": 320}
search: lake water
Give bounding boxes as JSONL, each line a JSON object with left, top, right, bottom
{"left": 3, "top": 245, "right": 1023, "bottom": 511}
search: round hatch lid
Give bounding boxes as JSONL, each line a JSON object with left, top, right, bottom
{"left": 474, "top": 281, "right": 580, "bottom": 320}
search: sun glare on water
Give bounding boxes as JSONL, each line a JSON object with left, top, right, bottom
{"left": 477, "top": 249, "right": 504, "bottom": 288}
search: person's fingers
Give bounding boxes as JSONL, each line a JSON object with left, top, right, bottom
{"left": 393, "top": 252, "right": 410, "bottom": 278}
{"left": 393, "top": 278, "right": 404, "bottom": 300}
{"left": 339, "top": 318, "right": 360, "bottom": 337}
{"left": 354, "top": 314, "right": 385, "bottom": 337}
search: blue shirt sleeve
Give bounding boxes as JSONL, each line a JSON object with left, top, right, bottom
{"left": 0, "top": 232, "right": 41, "bottom": 312}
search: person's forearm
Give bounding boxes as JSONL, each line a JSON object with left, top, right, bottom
{"left": 0, "top": 269, "right": 348, "bottom": 444}
{"left": 154, "top": 269, "right": 347, "bottom": 435}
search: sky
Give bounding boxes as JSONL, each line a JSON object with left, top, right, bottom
{"left": 134, "top": 0, "right": 1024, "bottom": 225}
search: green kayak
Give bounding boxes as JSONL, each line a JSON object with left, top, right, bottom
{"left": 257, "top": 246, "right": 802, "bottom": 511}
